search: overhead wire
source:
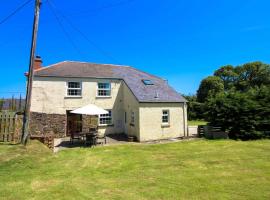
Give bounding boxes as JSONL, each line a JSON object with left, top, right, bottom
{"left": 0, "top": 0, "right": 125, "bottom": 63}
{"left": 46, "top": 0, "right": 85, "bottom": 58}
{"left": 67, "top": 0, "right": 136, "bottom": 17}
{"left": 0, "top": 92, "right": 25, "bottom": 94}
{"left": 47, "top": 0, "right": 121, "bottom": 64}
{"left": 0, "top": 0, "right": 33, "bottom": 26}
{"left": 59, "top": 14, "right": 120, "bottom": 64}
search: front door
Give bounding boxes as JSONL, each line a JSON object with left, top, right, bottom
{"left": 66, "top": 111, "right": 82, "bottom": 136}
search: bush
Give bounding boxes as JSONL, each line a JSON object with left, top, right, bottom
{"left": 205, "top": 87, "right": 270, "bottom": 140}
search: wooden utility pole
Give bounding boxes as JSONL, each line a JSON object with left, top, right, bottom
{"left": 21, "top": 0, "right": 41, "bottom": 145}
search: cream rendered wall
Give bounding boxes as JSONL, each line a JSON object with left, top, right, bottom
{"left": 31, "top": 76, "right": 187, "bottom": 140}
{"left": 139, "top": 103, "right": 187, "bottom": 141}
{"left": 122, "top": 82, "right": 140, "bottom": 139}
{"left": 31, "top": 76, "right": 125, "bottom": 135}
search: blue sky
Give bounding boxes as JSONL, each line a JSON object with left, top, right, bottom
{"left": 0, "top": 0, "right": 270, "bottom": 98}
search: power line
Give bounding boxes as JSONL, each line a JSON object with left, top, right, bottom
{"left": 0, "top": 92, "right": 25, "bottom": 94}
{"left": 67, "top": 0, "right": 136, "bottom": 17}
{"left": 46, "top": 0, "right": 85, "bottom": 58}
{"left": 61, "top": 14, "right": 120, "bottom": 64}
{"left": 0, "top": 0, "right": 33, "bottom": 26}
{"left": 47, "top": 0, "right": 120, "bottom": 64}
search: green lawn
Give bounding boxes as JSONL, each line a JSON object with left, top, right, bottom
{"left": 0, "top": 140, "right": 270, "bottom": 200}
{"left": 188, "top": 120, "right": 208, "bottom": 126}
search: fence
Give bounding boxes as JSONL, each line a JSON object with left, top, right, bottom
{"left": 198, "top": 125, "right": 228, "bottom": 139}
{"left": 0, "top": 112, "right": 23, "bottom": 143}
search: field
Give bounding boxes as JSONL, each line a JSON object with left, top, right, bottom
{"left": 0, "top": 139, "right": 270, "bottom": 200}
{"left": 188, "top": 120, "right": 208, "bottom": 126}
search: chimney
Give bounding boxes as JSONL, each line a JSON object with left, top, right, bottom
{"left": 154, "top": 91, "right": 159, "bottom": 99}
{"left": 34, "top": 55, "right": 42, "bottom": 70}
{"left": 163, "top": 79, "right": 168, "bottom": 84}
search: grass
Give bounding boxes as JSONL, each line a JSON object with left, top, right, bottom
{"left": 0, "top": 140, "right": 270, "bottom": 200}
{"left": 188, "top": 120, "right": 208, "bottom": 126}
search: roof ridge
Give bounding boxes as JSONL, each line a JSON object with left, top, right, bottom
{"left": 34, "top": 61, "right": 68, "bottom": 72}
{"left": 63, "top": 60, "right": 129, "bottom": 68}
{"left": 126, "top": 66, "right": 164, "bottom": 80}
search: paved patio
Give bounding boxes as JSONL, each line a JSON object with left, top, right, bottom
{"left": 54, "top": 134, "right": 129, "bottom": 152}
{"left": 53, "top": 134, "right": 200, "bottom": 153}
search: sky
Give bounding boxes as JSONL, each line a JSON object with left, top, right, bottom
{"left": 0, "top": 0, "right": 270, "bottom": 98}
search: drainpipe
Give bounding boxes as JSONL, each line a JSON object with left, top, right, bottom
{"left": 183, "top": 102, "right": 187, "bottom": 137}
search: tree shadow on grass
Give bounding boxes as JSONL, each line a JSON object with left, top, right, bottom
{"left": 0, "top": 142, "right": 21, "bottom": 146}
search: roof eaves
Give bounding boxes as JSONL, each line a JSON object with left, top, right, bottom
{"left": 139, "top": 100, "right": 186, "bottom": 103}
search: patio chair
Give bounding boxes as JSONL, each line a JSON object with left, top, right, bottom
{"left": 89, "top": 125, "right": 98, "bottom": 134}
{"left": 70, "top": 131, "right": 81, "bottom": 144}
{"left": 85, "top": 133, "right": 97, "bottom": 147}
{"left": 96, "top": 132, "right": 107, "bottom": 145}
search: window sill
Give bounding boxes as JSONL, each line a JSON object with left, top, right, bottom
{"left": 96, "top": 96, "right": 112, "bottom": 99}
{"left": 161, "top": 123, "right": 170, "bottom": 128}
{"left": 99, "top": 124, "right": 114, "bottom": 127}
{"left": 64, "top": 96, "right": 82, "bottom": 99}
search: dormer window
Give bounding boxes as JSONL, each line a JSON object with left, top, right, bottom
{"left": 142, "top": 79, "right": 154, "bottom": 85}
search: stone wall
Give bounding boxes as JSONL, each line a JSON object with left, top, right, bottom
{"left": 30, "top": 112, "right": 66, "bottom": 138}
{"left": 82, "top": 115, "right": 98, "bottom": 133}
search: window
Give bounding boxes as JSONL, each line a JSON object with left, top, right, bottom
{"left": 99, "top": 110, "right": 112, "bottom": 125}
{"left": 97, "top": 82, "right": 111, "bottom": 97}
{"left": 124, "top": 112, "right": 127, "bottom": 124}
{"left": 142, "top": 79, "right": 154, "bottom": 85}
{"left": 131, "top": 111, "right": 135, "bottom": 125}
{"left": 67, "top": 82, "right": 81, "bottom": 96}
{"left": 162, "top": 110, "right": 169, "bottom": 123}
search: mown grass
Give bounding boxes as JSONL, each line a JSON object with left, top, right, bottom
{"left": 0, "top": 140, "right": 270, "bottom": 200}
{"left": 188, "top": 120, "right": 208, "bottom": 126}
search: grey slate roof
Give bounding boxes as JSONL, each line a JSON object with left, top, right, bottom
{"left": 34, "top": 61, "right": 187, "bottom": 103}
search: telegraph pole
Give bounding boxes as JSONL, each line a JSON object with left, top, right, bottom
{"left": 21, "top": 0, "right": 41, "bottom": 145}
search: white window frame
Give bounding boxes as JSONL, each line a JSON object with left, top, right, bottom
{"left": 66, "top": 81, "right": 82, "bottom": 97}
{"left": 96, "top": 82, "right": 111, "bottom": 97}
{"left": 162, "top": 110, "right": 170, "bottom": 124}
{"left": 99, "top": 110, "right": 113, "bottom": 126}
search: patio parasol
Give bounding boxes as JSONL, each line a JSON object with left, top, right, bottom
{"left": 70, "top": 104, "right": 108, "bottom": 115}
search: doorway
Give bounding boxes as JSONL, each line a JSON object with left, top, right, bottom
{"left": 66, "top": 111, "right": 82, "bottom": 136}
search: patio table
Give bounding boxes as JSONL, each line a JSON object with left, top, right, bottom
{"left": 82, "top": 132, "right": 98, "bottom": 147}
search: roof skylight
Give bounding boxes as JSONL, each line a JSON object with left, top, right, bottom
{"left": 142, "top": 79, "right": 154, "bottom": 85}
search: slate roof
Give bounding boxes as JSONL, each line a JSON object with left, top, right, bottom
{"left": 34, "top": 61, "right": 187, "bottom": 103}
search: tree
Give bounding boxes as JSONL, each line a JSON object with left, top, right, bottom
{"left": 234, "top": 62, "right": 270, "bottom": 91}
{"left": 214, "top": 65, "right": 238, "bottom": 90}
{"left": 0, "top": 98, "right": 4, "bottom": 111}
{"left": 19, "top": 94, "right": 22, "bottom": 112}
{"left": 184, "top": 95, "right": 204, "bottom": 120}
{"left": 205, "top": 87, "right": 270, "bottom": 140}
{"left": 10, "top": 96, "right": 16, "bottom": 111}
{"left": 193, "top": 61, "right": 270, "bottom": 140}
{"left": 197, "top": 76, "right": 224, "bottom": 103}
